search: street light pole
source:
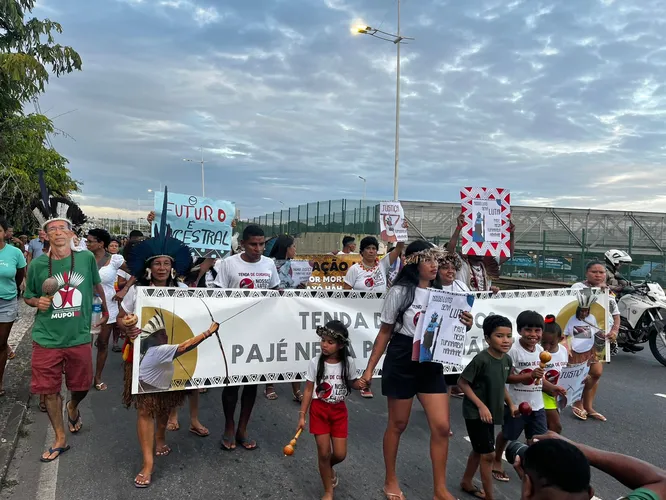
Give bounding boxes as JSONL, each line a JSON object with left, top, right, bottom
{"left": 183, "top": 147, "right": 206, "bottom": 197}
{"left": 393, "top": 0, "right": 401, "bottom": 201}
{"left": 359, "top": 175, "right": 367, "bottom": 203}
{"left": 353, "top": 2, "right": 411, "bottom": 202}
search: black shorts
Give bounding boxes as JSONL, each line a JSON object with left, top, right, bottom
{"left": 381, "top": 334, "right": 447, "bottom": 399}
{"left": 501, "top": 406, "right": 547, "bottom": 441}
{"left": 464, "top": 419, "right": 496, "bottom": 454}
{"left": 444, "top": 374, "right": 460, "bottom": 387}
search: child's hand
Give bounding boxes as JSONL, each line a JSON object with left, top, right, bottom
{"left": 297, "top": 415, "right": 306, "bottom": 432}
{"left": 511, "top": 405, "right": 520, "bottom": 418}
{"left": 532, "top": 367, "right": 545, "bottom": 380}
{"left": 358, "top": 378, "right": 368, "bottom": 390}
{"left": 479, "top": 405, "right": 493, "bottom": 424}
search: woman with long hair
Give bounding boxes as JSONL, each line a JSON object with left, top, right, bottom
{"left": 86, "top": 228, "right": 127, "bottom": 391}
{"left": 117, "top": 220, "right": 216, "bottom": 488}
{"left": 0, "top": 218, "right": 26, "bottom": 396}
{"left": 361, "top": 240, "right": 472, "bottom": 500}
{"left": 569, "top": 261, "right": 619, "bottom": 422}
{"left": 264, "top": 234, "right": 305, "bottom": 402}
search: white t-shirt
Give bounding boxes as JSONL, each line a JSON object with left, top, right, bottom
{"left": 564, "top": 315, "right": 599, "bottom": 353}
{"left": 380, "top": 285, "right": 430, "bottom": 338}
{"left": 139, "top": 344, "right": 178, "bottom": 391}
{"left": 214, "top": 253, "right": 280, "bottom": 289}
{"left": 306, "top": 355, "right": 358, "bottom": 404}
{"left": 506, "top": 341, "right": 545, "bottom": 411}
{"left": 121, "top": 282, "right": 188, "bottom": 315}
{"left": 441, "top": 280, "right": 470, "bottom": 293}
{"left": 543, "top": 344, "right": 568, "bottom": 386}
{"left": 344, "top": 256, "right": 391, "bottom": 292}
{"left": 98, "top": 254, "right": 125, "bottom": 324}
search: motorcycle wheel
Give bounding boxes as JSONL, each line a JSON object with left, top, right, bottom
{"left": 649, "top": 328, "right": 666, "bottom": 367}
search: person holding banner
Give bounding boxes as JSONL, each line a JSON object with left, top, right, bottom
{"left": 569, "top": 262, "right": 620, "bottom": 423}
{"left": 360, "top": 240, "right": 472, "bottom": 500}
{"left": 215, "top": 224, "right": 279, "bottom": 451}
{"left": 265, "top": 234, "right": 305, "bottom": 402}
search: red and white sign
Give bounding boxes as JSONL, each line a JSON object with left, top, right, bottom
{"left": 460, "top": 187, "right": 511, "bottom": 258}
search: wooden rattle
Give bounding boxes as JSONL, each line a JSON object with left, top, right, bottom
{"left": 535, "top": 351, "right": 552, "bottom": 386}
{"left": 283, "top": 428, "right": 303, "bottom": 456}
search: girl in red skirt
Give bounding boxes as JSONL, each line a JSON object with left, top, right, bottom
{"left": 297, "top": 320, "right": 364, "bottom": 499}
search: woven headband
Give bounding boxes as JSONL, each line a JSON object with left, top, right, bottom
{"left": 437, "top": 252, "right": 462, "bottom": 271}
{"left": 316, "top": 325, "right": 350, "bottom": 345}
{"left": 404, "top": 247, "right": 443, "bottom": 266}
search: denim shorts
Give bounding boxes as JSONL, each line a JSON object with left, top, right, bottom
{"left": 0, "top": 298, "right": 18, "bottom": 323}
{"left": 501, "top": 406, "right": 547, "bottom": 441}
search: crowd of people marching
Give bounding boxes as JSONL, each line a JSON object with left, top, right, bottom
{"left": 0, "top": 192, "right": 665, "bottom": 500}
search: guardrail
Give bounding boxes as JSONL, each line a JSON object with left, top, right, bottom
{"left": 495, "top": 276, "right": 572, "bottom": 290}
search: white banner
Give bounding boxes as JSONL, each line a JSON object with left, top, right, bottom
{"left": 132, "top": 288, "right": 610, "bottom": 394}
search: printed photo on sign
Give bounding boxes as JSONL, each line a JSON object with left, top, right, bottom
{"left": 471, "top": 198, "right": 502, "bottom": 244}
{"left": 460, "top": 187, "right": 511, "bottom": 258}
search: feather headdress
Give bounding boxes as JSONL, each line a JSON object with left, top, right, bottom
{"left": 576, "top": 287, "right": 599, "bottom": 309}
{"left": 31, "top": 170, "right": 87, "bottom": 231}
{"left": 127, "top": 186, "right": 192, "bottom": 279}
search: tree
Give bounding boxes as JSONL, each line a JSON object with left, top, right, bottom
{"left": 0, "top": 0, "right": 82, "bottom": 229}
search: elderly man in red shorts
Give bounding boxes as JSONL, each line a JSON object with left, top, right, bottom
{"left": 24, "top": 214, "right": 108, "bottom": 462}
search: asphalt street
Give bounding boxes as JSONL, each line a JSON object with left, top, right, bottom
{"left": 2, "top": 344, "right": 665, "bottom": 500}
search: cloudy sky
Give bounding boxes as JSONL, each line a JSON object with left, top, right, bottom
{"left": 32, "top": 0, "right": 666, "bottom": 219}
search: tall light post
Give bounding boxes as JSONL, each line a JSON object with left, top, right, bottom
{"left": 353, "top": 1, "right": 412, "bottom": 201}
{"left": 358, "top": 175, "right": 367, "bottom": 203}
{"left": 183, "top": 147, "right": 206, "bottom": 197}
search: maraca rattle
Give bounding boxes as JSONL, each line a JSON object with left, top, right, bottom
{"left": 41, "top": 276, "right": 59, "bottom": 302}
{"left": 283, "top": 428, "right": 303, "bottom": 456}
{"left": 535, "top": 351, "right": 552, "bottom": 386}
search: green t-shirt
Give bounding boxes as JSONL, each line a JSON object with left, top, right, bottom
{"left": 25, "top": 251, "right": 101, "bottom": 348}
{"left": 0, "top": 244, "right": 26, "bottom": 300}
{"left": 461, "top": 349, "right": 513, "bottom": 424}
{"left": 620, "top": 488, "right": 662, "bottom": 500}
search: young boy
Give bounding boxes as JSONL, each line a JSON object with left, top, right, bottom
{"left": 458, "top": 314, "right": 516, "bottom": 499}
{"left": 491, "top": 310, "right": 566, "bottom": 482}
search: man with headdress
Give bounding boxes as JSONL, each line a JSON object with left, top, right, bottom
{"left": 23, "top": 174, "right": 109, "bottom": 463}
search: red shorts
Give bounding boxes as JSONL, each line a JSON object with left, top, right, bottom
{"left": 31, "top": 342, "right": 93, "bottom": 394}
{"left": 309, "top": 399, "right": 348, "bottom": 438}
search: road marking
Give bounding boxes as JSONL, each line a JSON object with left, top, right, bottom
{"left": 655, "top": 393, "right": 666, "bottom": 399}
{"left": 463, "top": 436, "right": 603, "bottom": 499}
{"left": 36, "top": 420, "right": 58, "bottom": 500}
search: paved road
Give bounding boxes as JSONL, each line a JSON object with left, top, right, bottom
{"left": 2, "top": 341, "right": 665, "bottom": 500}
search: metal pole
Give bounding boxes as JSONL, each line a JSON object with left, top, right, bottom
{"left": 393, "top": 0, "right": 401, "bottom": 201}
{"left": 201, "top": 147, "right": 205, "bottom": 197}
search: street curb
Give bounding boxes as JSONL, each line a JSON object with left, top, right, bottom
{"left": 0, "top": 317, "right": 34, "bottom": 490}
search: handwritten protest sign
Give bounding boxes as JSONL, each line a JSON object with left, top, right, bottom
{"left": 460, "top": 187, "right": 511, "bottom": 258}
{"left": 413, "top": 289, "right": 474, "bottom": 367}
{"left": 296, "top": 254, "right": 362, "bottom": 289}
{"left": 289, "top": 261, "right": 314, "bottom": 287}
{"left": 153, "top": 191, "right": 235, "bottom": 258}
{"left": 379, "top": 201, "right": 408, "bottom": 242}
{"left": 558, "top": 362, "right": 590, "bottom": 408}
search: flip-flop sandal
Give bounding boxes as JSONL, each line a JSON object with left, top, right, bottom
{"left": 155, "top": 445, "right": 171, "bottom": 457}
{"left": 111, "top": 345, "right": 122, "bottom": 353}
{"left": 572, "top": 407, "right": 588, "bottom": 421}
{"left": 0, "top": 390, "right": 5, "bottom": 397}
{"left": 66, "top": 404, "right": 82, "bottom": 433}
{"left": 461, "top": 485, "right": 486, "bottom": 498}
{"left": 7, "top": 350, "right": 16, "bottom": 360}
{"left": 94, "top": 382, "right": 107, "bottom": 391}
{"left": 382, "top": 486, "right": 406, "bottom": 499}
{"left": 39, "top": 401, "right": 47, "bottom": 413}
{"left": 292, "top": 391, "right": 303, "bottom": 402}
{"left": 40, "top": 445, "right": 71, "bottom": 463}
{"left": 588, "top": 412, "right": 607, "bottom": 422}
{"left": 189, "top": 426, "right": 210, "bottom": 437}
{"left": 134, "top": 472, "right": 151, "bottom": 488}
{"left": 166, "top": 422, "right": 180, "bottom": 431}
{"left": 265, "top": 390, "right": 278, "bottom": 400}
{"left": 220, "top": 435, "right": 236, "bottom": 451}
{"left": 332, "top": 471, "right": 339, "bottom": 488}
{"left": 236, "top": 436, "right": 258, "bottom": 450}
{"left": 492, "top": 470, "right": 510, "bottom": 482}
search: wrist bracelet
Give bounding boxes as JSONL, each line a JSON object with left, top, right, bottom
{"left": 298, "top": 410, "right": 305, "bottom": 414}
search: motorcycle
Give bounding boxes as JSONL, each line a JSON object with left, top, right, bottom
{"left": 616, "top": 280, "right": 666, "bottom": 367}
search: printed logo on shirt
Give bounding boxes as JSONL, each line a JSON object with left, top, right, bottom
{"left": 316, "top": 382, "right": 333, "bottom": 400}
{"left": 518, "top": 368, "right": 536, "bottom": 386}
{"left": 364, "top": 276, "right": 375, "bottom": 288}
{"left": 50, "top": 272, "right": 85, "bottom": 319}
{"left": 239, "top": 277, "right": 254, "bottom": 289}
{"left": 545, "top": 369, "right": 560, "bottom": 385}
